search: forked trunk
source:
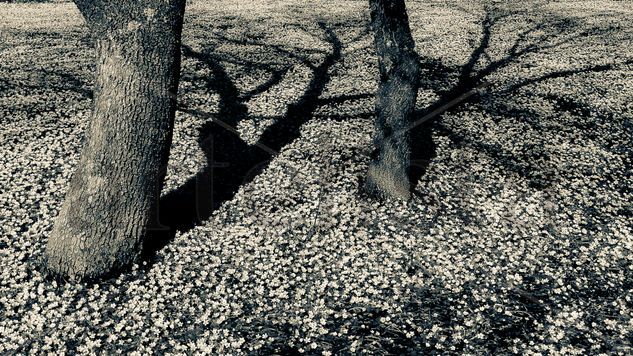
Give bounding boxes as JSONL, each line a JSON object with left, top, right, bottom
{"left": 366, "top": 0, "right": 420, "bottom": 200}
{"left": 44, "top": 0, "right": 186, "bottom": 281}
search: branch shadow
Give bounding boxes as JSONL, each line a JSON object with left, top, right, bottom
{"left": 142, "top": 21, "right": 345, "bottom": 259}
{"left": 1, "top": 68, "right": 93, "bottom": 104}
{"left": 409, "top": 5, "right": 630, "bottom": 191}
{"left": 142, "top": 4, "right": 629, "bottom": 258}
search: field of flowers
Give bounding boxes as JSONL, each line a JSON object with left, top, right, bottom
{"left": 1, "top": 0, "right": 632, "bottom": 354}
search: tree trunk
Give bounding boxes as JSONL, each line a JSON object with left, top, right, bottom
{"left": 44, "top": 0, "right": 186, "bottom": 282}
{"left": 365, "top": 0, "right": 420, "bottom": 200}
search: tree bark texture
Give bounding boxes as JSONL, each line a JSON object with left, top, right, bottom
{"left": 44, "top": 0, "right": 186, "bottom": 281}
{"left": 366, "top": 0, "right": 420, "bottom": 200}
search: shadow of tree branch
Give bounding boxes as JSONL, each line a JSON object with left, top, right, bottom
{"left": 143, "top": 21, "right": 344, "bottom": 259}
{"left": 410, "top": 4, "right": 629, "bottom": 189}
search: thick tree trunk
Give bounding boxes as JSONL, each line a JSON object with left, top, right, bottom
{"left": 44, "top": 0, "right": 186, "bottom": 282}
{"left": 365, "top": 0, "right": 420, "bottom": 200}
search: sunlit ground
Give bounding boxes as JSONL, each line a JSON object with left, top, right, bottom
{"left": 0, "top": 0, "right": 631, "bottom": 354}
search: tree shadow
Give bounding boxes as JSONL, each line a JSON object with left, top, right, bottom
{"left": 408, "top": 117, "right": 437, "bottom": 190}
{"left": 0, "top": 68, "right": 93, "bottom": 106}
{"left": 409, "top": 5, "right": 630, "bottom": 191}
{"left": 143, "top": 4, "right": 630, "bottom": 257}
{"left": 142, "top": 21, "right": 348, "bottom": 259}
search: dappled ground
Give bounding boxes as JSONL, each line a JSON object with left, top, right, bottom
{"left": 1, "top": 0, "right": 632, "bottom": 354}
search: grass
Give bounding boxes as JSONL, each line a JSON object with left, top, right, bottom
{"left": 0, "top": 0, "right": 632, "bottom": 354}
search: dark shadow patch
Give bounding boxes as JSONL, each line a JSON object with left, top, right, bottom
{"left": 407, "top": 5, "right": 629, "bottom": 190}
{"left": 142, "top": 22, "right": 344, "bottom": 259}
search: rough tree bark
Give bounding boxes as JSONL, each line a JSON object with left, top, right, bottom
{"left": 365, "top": 0, "right": 420, "bottom": 200}
{"left": 44, "top": 0, "right": 186, "bottom": 281}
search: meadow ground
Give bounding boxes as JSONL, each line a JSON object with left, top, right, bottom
{"left": 0, "top": 0, "right": 632, "bottom": 354}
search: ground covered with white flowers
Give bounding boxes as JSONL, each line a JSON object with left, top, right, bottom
{"left": 1, "top": 0, "right": 632, "bottom": 354}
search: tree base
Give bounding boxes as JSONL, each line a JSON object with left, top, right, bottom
{"left": 364, "top": 163, "right": 411, "bottom": 200}
{"left": 40, "top": 255, "right": 131, "bottom": 284}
